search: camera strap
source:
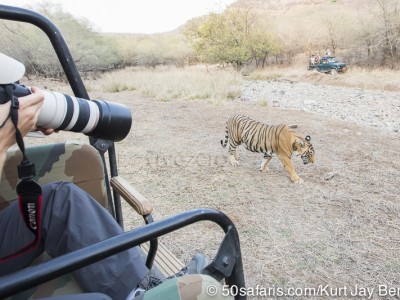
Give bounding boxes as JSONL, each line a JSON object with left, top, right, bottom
{"left": 0, "top": 85, "right": 42, "bottom": 261}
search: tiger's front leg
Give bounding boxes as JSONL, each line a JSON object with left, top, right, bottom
{"left": 259, "top": 154, "right": 273, "bottom": 173}
{"left": 277, "top": 154, "right": 303, "bottom": 183}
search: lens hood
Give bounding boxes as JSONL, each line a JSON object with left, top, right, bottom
{"left": 90, "top": 100, "right": 132, "bottom": 142}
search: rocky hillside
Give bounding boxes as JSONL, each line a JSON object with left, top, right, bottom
{"left": 229, "top": 0, "right": 372, "bottom": 13}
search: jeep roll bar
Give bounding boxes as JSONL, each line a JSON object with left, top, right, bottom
{"left": 0, "top": 4, "right": 246, "bottom": 299}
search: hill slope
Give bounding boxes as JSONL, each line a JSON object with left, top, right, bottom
{"left": 229, "top": 0, "right": 372, "bottom": 13}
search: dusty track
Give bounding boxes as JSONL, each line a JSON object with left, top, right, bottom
{"left": 25, "top": 71, "right": 400, "bottom": 299}
{"left": 114, "top": 78, "right": 399, "bottom": 299}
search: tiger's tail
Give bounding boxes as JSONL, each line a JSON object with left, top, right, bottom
{"left": 221, "top": 122, "right": 229, "bottom": 148}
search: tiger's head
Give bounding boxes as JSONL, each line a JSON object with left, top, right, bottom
{"left": 294, "top": 135, "right": 315, "bottom": 164}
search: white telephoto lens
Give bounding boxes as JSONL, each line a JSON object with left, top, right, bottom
{"left": 63, "top": 96, "right": 80, "bottom": 131}
{"left": 36, "top": 91, "right": 67, "bottom": 128}
{"left": 81, "top": 100, "right": 100, "bottom": 133}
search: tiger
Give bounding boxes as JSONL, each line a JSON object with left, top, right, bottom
{"left": 221, "top": 114, "right": 315, "bottom": 183}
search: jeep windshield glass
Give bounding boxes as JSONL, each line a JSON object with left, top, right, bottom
{"left": 328, "top": 58, "right": 339, "bottom": 63}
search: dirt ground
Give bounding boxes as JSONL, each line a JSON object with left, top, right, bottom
{"left": 25, "top": 70, "right": 400, "bottom": 299}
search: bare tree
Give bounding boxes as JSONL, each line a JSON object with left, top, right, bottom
{"left": 375, "top": 0, "right": 399, "bottom": 68}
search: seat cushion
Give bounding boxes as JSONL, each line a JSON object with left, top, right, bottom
{"left": 1, "top": 141, "right": 108, "bottom": 299}
{"left": 0, "top": 141, "right": 107, "bottom": 210}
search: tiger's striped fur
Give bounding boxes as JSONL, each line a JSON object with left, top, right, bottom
{"left": 221, "top": 114, "right": 315, "bottom": 183}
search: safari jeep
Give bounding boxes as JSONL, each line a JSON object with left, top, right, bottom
{"left": 308, "top": 56, "right": 348, "bottom": 75}
{"left": 0, "top": 4, "right": 246, "bottom": 300}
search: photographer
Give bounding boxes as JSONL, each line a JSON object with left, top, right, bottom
{"left": 0, "top": 53, "right": 228, "bottom": 300}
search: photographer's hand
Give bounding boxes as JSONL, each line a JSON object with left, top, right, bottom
{"left": 0, "top": 87, "right": 45, "bottom": 175}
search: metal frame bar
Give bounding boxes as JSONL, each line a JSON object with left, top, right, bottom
{"left": 0, "top": 5, "right": 246, "bottom": 299}
{"left": 144, "top": 214, "right": 158, "bottom": 269}
{"left": 0, "top": 5, "right": 88, "bottom": 98}
{"left": 0, "top": 208, "right": 246, "bottom": 299}
{"left": 0, "top": 4, "right": 125, "bottom": 226}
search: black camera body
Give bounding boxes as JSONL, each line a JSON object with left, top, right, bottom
{"left": 0, "top": 83, "right": 132, "bottom": 142}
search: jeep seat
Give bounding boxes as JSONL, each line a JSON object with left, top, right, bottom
{"left": 0, "top": 141, "right": 107, "bottom": 298}
{"left": 0, "top": 141, "right": 185, "bottom": 299}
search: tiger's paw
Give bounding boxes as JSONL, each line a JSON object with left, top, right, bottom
{"left": 291, "top": 177, "right": 303, "bottom": 184}
{"left": 229, "top": 155, "right": 239, "bottom": 167}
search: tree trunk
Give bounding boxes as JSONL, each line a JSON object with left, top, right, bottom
{"left": 262, "top": 51, "right": 268, "bottom": 68}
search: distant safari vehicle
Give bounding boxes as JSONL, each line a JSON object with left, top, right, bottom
{"left": 308, "top": 56, "right": 347, "bottom": 75}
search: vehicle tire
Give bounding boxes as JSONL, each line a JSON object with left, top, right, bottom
{"left": 330, "top": 69, "right": 338, "bottom": 76}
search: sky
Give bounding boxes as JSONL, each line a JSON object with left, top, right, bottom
{"left": 1, "top": 0, "right": 236, "bottom": 34}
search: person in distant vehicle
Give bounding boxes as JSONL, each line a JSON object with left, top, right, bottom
{"left": 315, "top": 53, "right": 321, "bottom": 64}
{"left": 309, "top": 54, "right": 315, "bottom": 65}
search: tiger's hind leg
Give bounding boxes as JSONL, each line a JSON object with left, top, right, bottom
{"left": 228, "top": 145, "right": 239, "bottom": 166}
{"left": 260, "top": 153, "right": 273, "bottom": 173}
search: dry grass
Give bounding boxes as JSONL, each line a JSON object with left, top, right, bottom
{"left": 95, "top": 65, "right": 242, "bottom": 104}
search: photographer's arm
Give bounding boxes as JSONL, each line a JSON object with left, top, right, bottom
{"left": 0, "top": 87, "right": 45, "bottom": 180}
